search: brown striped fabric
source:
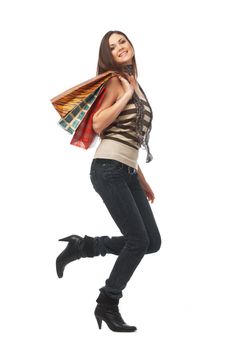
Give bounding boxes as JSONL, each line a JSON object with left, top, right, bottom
{"left": 100, "top": 95, "right": 153, "bottom": 151}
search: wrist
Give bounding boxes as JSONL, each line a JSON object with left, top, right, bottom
{"left": 124, "top": 90, "right": 133, "bottom": 100}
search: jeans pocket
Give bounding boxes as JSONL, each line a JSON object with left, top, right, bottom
{"left": 90, "top": 159, "right": 123, "bottom": 184}
{"left": 99, "top": 159, "right": 123, "bottom": 171}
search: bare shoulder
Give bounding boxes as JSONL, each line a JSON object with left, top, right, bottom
{"left": 93, "top": 76, "right": 123, "bottom": 120}
{"left": 104, "top": 75, "right": 124, "bottom": 99}
{"left": 105, "top": 75, "right": 121, "bottom": 87}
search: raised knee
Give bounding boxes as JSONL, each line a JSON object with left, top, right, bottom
{"left": 140, "top": 237, "right": 150, "bottom": 252}
{"left": 127, "top": 237, "right": 150, "bottom": 253}
{"left": 147, "top": 235, "right": 162, "bottom": 254}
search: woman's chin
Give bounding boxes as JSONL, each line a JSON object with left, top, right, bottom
{"left": 118, "top": 58, "right": 133, "bottom": 65}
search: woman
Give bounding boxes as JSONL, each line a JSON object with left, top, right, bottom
{"left": 56, "top": 30, "right": 162, "bottom": 332}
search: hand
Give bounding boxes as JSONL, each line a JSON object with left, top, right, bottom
{"left": 141, "top": 181, "right": 155, "bottom": 204}
{"left": 118, "top": 75, "right": 136, "bottom": 98}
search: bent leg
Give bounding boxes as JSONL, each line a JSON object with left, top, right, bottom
{"left": 91, "top": 163, "right": 150, "bottom": 299}
{"left": 94, "top": 174, "right": 161, "bottom": 256}
{"left": 128, "top": 175, "right": 162, "bottom": 253}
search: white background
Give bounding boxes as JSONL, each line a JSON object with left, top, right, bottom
{"left": 1, "top": 0, "right": 233, "bottom": 348}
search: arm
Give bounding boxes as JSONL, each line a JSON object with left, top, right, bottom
{"left": 137, "top": 165, "right": 147, "bottom": 186}
{"left": 92, "top": 76, "right": 132, "bottom": 135}
{"left": 137, "top": 164, "right": 155, "bottom": 204}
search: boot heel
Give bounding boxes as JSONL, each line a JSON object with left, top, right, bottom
{"left": 58, "top": 235, "right": 81, "bottom": 242}
{"left": 95, "top": 315, "right": 102, "bottom": 329}
{"left": 58, "top": 236, "right": 72, "bottom": 242}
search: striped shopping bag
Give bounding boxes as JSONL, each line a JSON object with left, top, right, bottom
{"left": 50, "top": 71, "right": 118, "bottom": 148}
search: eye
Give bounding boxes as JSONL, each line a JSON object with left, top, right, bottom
{"left": 110, "top": 39, "right": 126, "bottom": 51}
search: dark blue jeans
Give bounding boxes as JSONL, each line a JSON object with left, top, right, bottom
{"left": 89, "top": 158, "right": 161, "bottom": 300}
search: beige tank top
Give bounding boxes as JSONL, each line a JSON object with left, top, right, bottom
{"left": 93, "top": 90, "right": 152, "bottom": 171}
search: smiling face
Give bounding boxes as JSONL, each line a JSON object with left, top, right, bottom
{"left": 109, "top": 33, "right": 134, "bottom": 65}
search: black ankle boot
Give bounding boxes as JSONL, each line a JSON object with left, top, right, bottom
{"left": 94, "top": 293, "right": 137, "bottom": 332}
{"left": 56, "top": 235, "right": 96, "bottom": 278}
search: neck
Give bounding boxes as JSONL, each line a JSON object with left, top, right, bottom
{"left": 122, "top": 64, "right": 134, "bottom": 76}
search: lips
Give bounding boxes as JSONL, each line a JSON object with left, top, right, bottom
{"left": 119, "top": 51, "right": 127, "bottom": 57}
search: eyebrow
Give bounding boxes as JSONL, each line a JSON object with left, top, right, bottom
{"left": 109, "top": 37, "right": 124, "bottom": 47}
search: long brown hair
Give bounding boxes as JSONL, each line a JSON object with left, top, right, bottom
{"left": 96, "top": 30, "right": 138, "bottom": 78}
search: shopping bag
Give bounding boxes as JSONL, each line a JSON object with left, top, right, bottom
{"left": 50, "top": 70, "right": 118, "bottom": 149}
{"left": 57, "top": 83, "right": 104, "bottom": 135}
{"left": 70, "top": 85, "right": 106, "bottom": 149}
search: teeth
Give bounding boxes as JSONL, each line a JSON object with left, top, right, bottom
{"left": 119, "top": 51, "right": 127, "bottom": 57}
